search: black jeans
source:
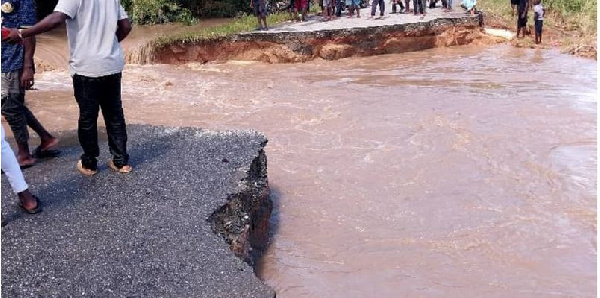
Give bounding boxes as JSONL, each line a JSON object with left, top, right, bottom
{"left": 73, "top": 73, "right": 128, "bottom": 170}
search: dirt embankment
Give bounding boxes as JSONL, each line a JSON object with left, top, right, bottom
{"left": 483, "top": 11, "right": 597, "bottom": 59}
{"left": 127, "top": 16, "right": 500, "bottom": 64}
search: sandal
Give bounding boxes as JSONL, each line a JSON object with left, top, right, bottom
{"left": 77, "top": 160, "right": 98, "bottom": 176}
{"left": 19, "top": 159, "right": 36, "bottom": 169}
{"left": 19, "top": 195, "right": 43, "bottom": 214}
{"left": 32, "top": 146, "right": 61, "bottom": 159}
{"left": 108, "top": 160, "right": 132, "bottom": 174}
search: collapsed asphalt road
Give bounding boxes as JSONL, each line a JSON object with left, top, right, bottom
{"left": 1, "top": 125, "right": 275, "bottom": 298}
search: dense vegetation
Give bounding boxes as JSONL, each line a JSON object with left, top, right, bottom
{"left": 35, "top": 0, "right": 256, "bottom": 25}
{"left": 479, "top": 0, "right": 596, "bottom": 35}
{"left": 118, "top": 0, "right": 257, "bottom": 24}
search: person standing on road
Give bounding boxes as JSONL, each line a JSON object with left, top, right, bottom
{"left": 1, "top": 0, "right": 59, "bottom": 169}
{"left": 444, "top": 0, "right": 453, "bottom": 12}
{"left": 322, "top": 0, "right": 333, "bottom": 20}
{"left": 346, "top": 0, "right": 362, "bottom": 17}
{"left": 3, "top": 0, "right": 134, "bottom": 176}
{"left": 369, "top": 0, "right": 385, "bottom": 18}
{"left": 294, "top": 0, "right": 308, "bottom": 21}
{"left": 413, "top": 0, "right": 426, "bottom": 17}
{"left": 335, "top": 0, "right": 343, "bottom": 17}
{"left": 251, "top": 0, "right": 268, "bottom": 30}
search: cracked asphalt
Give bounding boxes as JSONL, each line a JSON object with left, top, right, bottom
{"left": 1, "top": 125, "right": 274, "bottom": 298}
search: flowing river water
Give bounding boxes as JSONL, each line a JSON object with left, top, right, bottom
{"left": 22, "top": 27, "right": 598, "bottom": 297}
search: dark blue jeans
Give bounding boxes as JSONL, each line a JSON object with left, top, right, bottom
{"left": 371, "top": 0, "right": 385, "bottom": 16}
{"left": 335, "top": 0, "right": 343, "bottom": 16}
{"left": 73, "top": 73, "right": 129, "bottom": 170}
{"left": 413, "top": 0, "right": 425, "bottom": 14}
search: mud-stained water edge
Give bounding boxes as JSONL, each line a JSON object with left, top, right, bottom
{"left": 20, "top": 43, "right": 597, "bottom": 297}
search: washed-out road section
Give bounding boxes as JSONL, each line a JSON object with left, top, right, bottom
{"left": 1, "top": 125, "right": 274, "bottom": 298}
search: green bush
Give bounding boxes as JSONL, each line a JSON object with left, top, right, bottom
{"left": 123, "top": 0, "right": 255, "bottom": 24}
{"left": 177, "top": 0, "right": 252, "bottom": 17}
{"left": 129, "top": 0, "right": 194, "bottom": 25}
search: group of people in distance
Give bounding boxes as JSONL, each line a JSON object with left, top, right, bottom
{"left": 249, "top": 0, "right": 477, "bottom": 30}
{"left": 251, "top": 0, "right": 544, "bottom": 44}
{"left": 512, "top": 0, "right": 545, "bottom": 43}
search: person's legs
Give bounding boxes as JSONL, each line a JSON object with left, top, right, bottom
{"left": 336, "top": 0, "right": 342, "bottom": 16}
{"left": 261, "top": 1, "right": 268, "bottom": 29}
{"left": 379, "top": 0, "right": 385, "bottom": 15}
{"left": 2, "top": 126, "right": 28, "bottom": 193}
{"left": 98, "top": 73, "right": 130, "bottom": 170}
{"left": 253, "top": 2, "right": 262, "bottom": 29}
{"left": 413, "top": 0, "right": 418, "bottom": 14}
{"left": 289, "top": 0, "right": 296, "bottom": 20}
{"left": 1, "top": 71, "right": 34, "bottom": 167}
{"left": 322, "top": 0, "right": 330, "bottom": 19}
{"left": 535, "top": 19, "right": 543, "bottom": 43}
{"left": 294, "top": 0, "right": 301, "bottom": 20}
{"left": 371, "top": 0, "right": 378, "bottom": 16}
{"left": 22, "top": 107, "right": 58, "bottom": 151}
{"left": 301, "top": 0, "right": 308, "bottom": 21}
{"left": 330, "top": 0, "right": 336, "bottom": 18}
{"left": 73, "top": 74, "right": 101, "bottom": 171}
{"left": 1, "top": 126, "right": 39, "bottom": 212}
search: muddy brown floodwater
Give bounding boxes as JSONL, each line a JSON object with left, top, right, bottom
{"left": 34, "top": 19, "right": 230, "bottom": 70}
{"left": 26, "top": 34, "right": 596, "bottom": 298}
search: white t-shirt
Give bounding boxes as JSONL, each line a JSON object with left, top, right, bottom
{"left": 54, "top": 0, "right": 129, "bottom": 77}
{"left": 533, "top": 4, "right": 544, "bottom": 20}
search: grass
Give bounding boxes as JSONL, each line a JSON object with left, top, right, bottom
{"left": 478, "top": 0, "right": 596, "bottom": 35}
{"left": 150, "top": 12, "right": 292, "bottom": 48}
{"left": 478, "top": 0, "right": 596, "bottom": 57}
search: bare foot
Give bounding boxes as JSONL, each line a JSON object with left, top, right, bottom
{"left": 17, "top": 155, "right": 36, "bottom": 168}
{"left": 18, "top": 190, "right": 41, "bottom": 213}
{"left": 40, "top": 136, "right": 59, "bottom": 152}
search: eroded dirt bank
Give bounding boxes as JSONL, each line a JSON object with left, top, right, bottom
{"left": 130, "top": 16, "right": 498, "bottom": 64}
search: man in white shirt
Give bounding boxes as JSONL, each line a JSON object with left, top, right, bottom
{"left": 3, "top": 0, "right": 133, "bottom": 176}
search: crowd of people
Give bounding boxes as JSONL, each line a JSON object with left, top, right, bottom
{"left": 251, "top": 0, "right": 544, "bottom": 43}
{"left": 250, "top": 0, "right": 480, "bottom": 30}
